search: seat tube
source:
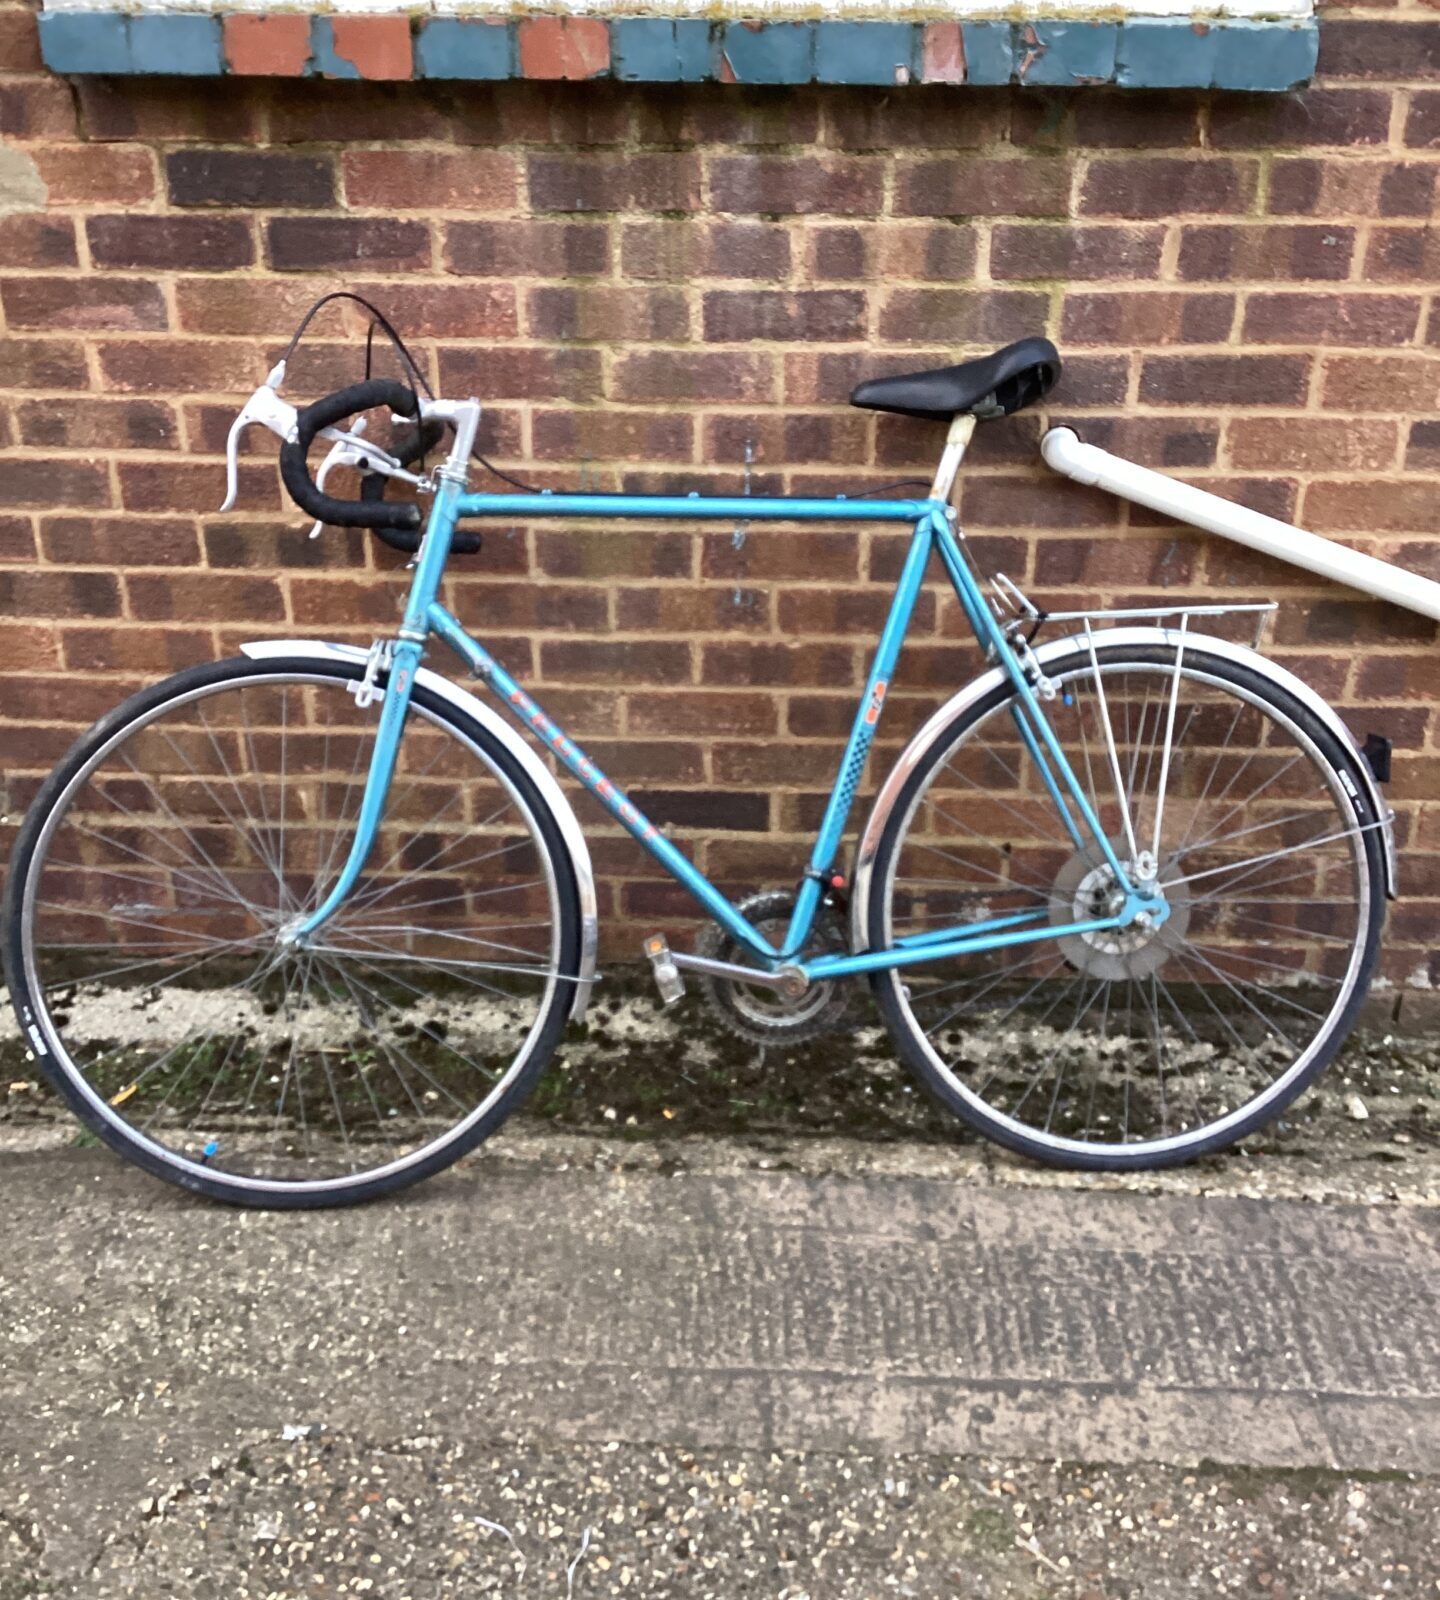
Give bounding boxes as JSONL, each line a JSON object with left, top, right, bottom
{"left": 782, "top": 511, "right": 937, "bottom": 958}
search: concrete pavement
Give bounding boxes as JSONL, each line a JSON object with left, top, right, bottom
{"left": 1, "top": 1141, "right": 1436, "bottom": 1590}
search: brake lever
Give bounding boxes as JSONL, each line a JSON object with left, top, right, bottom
{"left": 309, "top": 419, "right": 373, "bottom": 538}
{"left": 220, "top": 362, "right": 297, "bottom": 512}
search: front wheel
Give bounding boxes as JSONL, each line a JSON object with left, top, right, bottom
{"left": 2, "top": 655, "right": 582, "bottom": 1207}
{"left": 866, "top": 641, "right": 1386, "bottom": 1169}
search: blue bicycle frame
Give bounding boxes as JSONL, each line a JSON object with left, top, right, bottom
{"left": 290, "top": 475, "right": 1166, "bottom": 980}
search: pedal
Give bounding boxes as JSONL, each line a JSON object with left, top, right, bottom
{"left": 643, "top": 934, "right": 686, "bottom": 1005}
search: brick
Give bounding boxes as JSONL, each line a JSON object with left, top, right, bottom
{"left": 439, "top": 346, "right": 602, "bottom": 402}
{"left": 611, "top": 350, "right": 775, "bottom": 405}
{"left": 174, "top": 277, "right": 353, "bottom": 337}
{"left": 1, "top": 277, "right": 168, "bottom": 334}
{"left": 813, "top": 21, "right": 916, "bottom": 87}
{"left": 991, "top": 223, "right": 1162, "bottom": 282}
{"left": 97, "top": 339, "right": 262, "bottom": 395}
{"left": 1324, "top": 355, "right": 1440, "bottom": 412}
{"left": 1316, "top": 22, "right": 1440, "bottom": 81}
{"left": 877, "top": 223, "right": 979, "bottom": 282}
{"left": 894, "top": 157, "right": 1071, "bottom": 218}
{"left": 703, "top": 290, "right": 865, "bottom": 343}
{"left": 618, "top": 585, "right": 769, "bottom": 632}
{"left": 528, "top": 152, "right": 701, "bottom": 213}
{"left": 315, "top": 16, "right": 412, "bottom": 82}
{"left": 529, "top": 286, "right": 688, "bottom": 342}
{"left": 0, "top": 459, "right": 111, "bottom": 510}
{"left": 540, "top": 639, "right": 692, "bottom": 685}
{"left": 343, "top": 150, "right": 517, "bottom": 211}
{"left": 806, "top": 226, "right": 871, "bottom": 282}
{"left": 1304, "top": 481, "right": 1440, "bottom": 536}
{"left": 1178, "top": 224, "right": 1354, "bottom": 282}
{"left": 1072, "top": 92, "right": 1200, "bottom": 148}
{"left": 629, "top": 692, "right": 777, "bottom": 737}
{"left": 921, "top": 22, "right": 965, "bottom": 84}
{"left": 1080, "top": 158, "right": 1256, "bottom": 218}
{"left": 1406, "top": 90, "right": 1440, "bottom": 148}
{"left": 1241, "top": 293, "right": 1421, "bottom": 348}
{"left": 30, "top": 146, "right": 154, "bottom": 205}
{"left": 0, "top": 5, "right": 42, "bottom": 71}
{"left": 0, "top": 336, "right": 88, "bottom": 390}
{"left": 88, "top": 214, "right": 254, "bottom": 271}
{"left": 622, "top": 220, "right": 789, "bottom": 282}
{"left": 351, "top": 282, "right": 516, "bottom": 339}
{"left": 446, "top": 219, "right": 609, "bottom": 277}
{"left": 1364, "top": 226, "right": 1440, "bottom": 284}
{"left": 535, "top": 527, "right": 692, "bottom": 581}
{"left": 821, "top": 88, "right": 1005, "bottom": 152}
{"left": 1227, "top": 417, "right": 1399, "bottom": 473}
{"left": 129, "top": 15, "right": 224, "bottom": 76}
{"left": 0, "top": 514, "right": 35, "bottom": 563}
{"left": 0, "top": 214, "right": 76, "bottom": 269}
{"left": 1061, "top": 291, "right": 1233, "bottom": 346}
{"left": 41, "top": 515, "right": 199, "bottom": 568}
{"left": 223, "top": 13, "right": 312, "bottom": 77}
{"left": 61, "top": 625, "right": 211, "bottom": 674}
{"left": 126, "top": 572, "right": 284, "bottom": 623}
{"left": 532, "top": 409, "right": 694, "bottom": 462}
{"left": 416, "top": 18, "right": 513, "bottom": 82}
{"left": 710, "top": 154, "right": 884, "bottom": 217}
{"left": 718, "top": 22, "right": 812, "bottom": 85}
{"left": 17, "top": 398, "right": 177, "bottom": 452}
{"left": 266, "top": 217, "right": 431, "bottom": 271}
{"left": 877, "top": 288, "right": 1050, "bottom": 345}
{"left": 1380, "top": 165, "right": 1437, "bottom": 218}
{"left": 167, "top": 150, "right": 334, "bottom": 209}
{"left": 518, "top": 16, "right": 609, "bottom": 80}
{"left": 73, "top": 79, "right": 259, "bottom": 143}
{"left": 1139, "top": 354, "right": 1311, "bottom": 407}
{"left": 0, "top": 78, "right": 74, "bottom": 140}
{"left": 0, "top": 569, "right": 122, "bottom": 618}
{"left": 1209, "top": 87, "right": 1392, "bottom": 148}
{"left": 1406, "top": 419, "right": 1440, "bottom": 472}
{"left": 638, "top": 91, "right": 820, "bottom": 149}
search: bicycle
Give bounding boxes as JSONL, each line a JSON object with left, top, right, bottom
{"left": 1, "top": 305, "right": 1396, "bottom": 1207}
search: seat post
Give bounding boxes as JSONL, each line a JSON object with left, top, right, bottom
{"left": 929, "top": 413, "right": 976, "bottom": 504}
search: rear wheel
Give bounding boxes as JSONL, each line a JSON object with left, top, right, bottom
{"left": 867, "top": 642, "right": 1386, "bottom": 1169}
{"left": 3, "top": 655, "right": 581, "bottom": 1207}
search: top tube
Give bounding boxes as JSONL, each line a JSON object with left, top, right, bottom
{"left": 454, "top": 491, "right": 939, "bottom": 523}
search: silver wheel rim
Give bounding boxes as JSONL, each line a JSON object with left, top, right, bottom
{"left": 18, "top": 668, "right": 565, "bottom": 1196}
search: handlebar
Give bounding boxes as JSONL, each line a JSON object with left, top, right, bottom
{"left": 276, "top": 379, "right": 483, "bottom": 555}
{"left": 279, "top": 379, "right": 425, "bottom": 534}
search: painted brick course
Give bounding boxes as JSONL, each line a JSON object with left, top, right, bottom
{"left": 0, "top": 0, "right": 1437, "bottom": 985}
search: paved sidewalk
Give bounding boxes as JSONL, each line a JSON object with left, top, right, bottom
{"left": 1, "top": 1143, "right": 1436, "bottom": 1592}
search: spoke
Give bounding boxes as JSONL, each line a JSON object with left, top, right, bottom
{"left": 938, "top": 746, "right": 1068, "bottom": 849}
{"left": 1171, "top": 692, "right": 1249, "bottom": 858}
{"left": 55, "top": 815, "right": 255, "bottom": 917}
{"left": 158, "top": 718, "right": 285, "bottom": 893}
{"left": 1165, "top": 823, "right": 1370, "bottom": 895}
{"left": 314, "top": 953, "right": 434, "bottom": 1125}
{"left": 1169, "top": 940, "right": 1301, "bottom": 1048}
{"left": 316, "top": 956, "right": 488, "bottom": 1111}
{"left": 39, "top": 934, "right": 266, "bottom": 994}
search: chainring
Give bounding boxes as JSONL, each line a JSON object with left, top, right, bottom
{"left": 695, "top": 889, "right": 852, "bottom": 1047}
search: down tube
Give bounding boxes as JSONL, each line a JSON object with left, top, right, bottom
{"left": 425, "top": 603, "right": 779, "bottom": 961}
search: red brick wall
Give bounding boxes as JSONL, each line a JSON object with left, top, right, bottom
{"left": 0, "top": 1, "right": 1436, "bottom": 983}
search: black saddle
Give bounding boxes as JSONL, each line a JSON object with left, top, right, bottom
{"left": 849, "top": 337, "right": 1060, "bottom": 423}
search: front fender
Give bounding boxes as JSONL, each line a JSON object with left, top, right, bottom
{"left": 850, "top": 626, "right": 1397, "bottom": 955}
{"left": 240, "top": 639, "right": 599, "bottom": 1020}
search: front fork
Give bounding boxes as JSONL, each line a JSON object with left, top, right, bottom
{"left": 280, "top": 635, "right": 423, "bottom": 945}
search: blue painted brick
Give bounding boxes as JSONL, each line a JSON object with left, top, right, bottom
{"left": 37, "top": 11, "right": 128, "bottom": 74}
{"left": 416, "top": 18, "right": 513, "bottom": 80}
{"left": 1022, "top": 21, "right": 1118, "bottom": 87}
{"left": 720, "top": 22, "right": 813, "bottom": 85}
{"left": 813, "top": 22, "right": 917, "bottom": 86}
{"left": 129, "top": 14, "right": 223, "bottom": 75}
{"left": 960, "top": 22, "right": 1014, "bottom": 86}
{"left": 310, "top": 17, "right": 359, "bottom": 80}
{"left": 1211, "top": 19, "right": 1318, "bottom": 91}
{"left": 1115, "top": 19, "right": 1219, "bottom": 89}
{"left": 612, "top": 18, "right": 712, "bottom": 82}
